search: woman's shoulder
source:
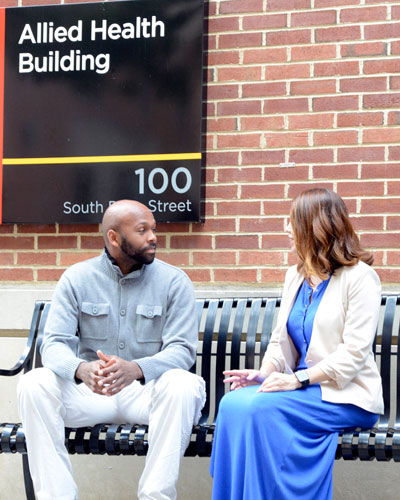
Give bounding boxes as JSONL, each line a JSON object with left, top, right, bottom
{"left": 283, "top": 265, "right": 304, "bottom": 292}
{"left": 285, "top": 264, "right": 301, "bottom": 281}
{"left": 335, "top": 260, "right": 381, "bottom": 288}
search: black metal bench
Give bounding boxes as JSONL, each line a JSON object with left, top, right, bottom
{"left": 1, "top": 296, "right": 399, "bottom": 499}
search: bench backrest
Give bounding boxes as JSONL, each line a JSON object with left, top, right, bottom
{"left": 26, "top": 296, "right": 400, "bottom": 430}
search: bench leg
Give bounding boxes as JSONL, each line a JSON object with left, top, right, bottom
{"left": 22, "top": 455, "right": 35, "bottom": 500}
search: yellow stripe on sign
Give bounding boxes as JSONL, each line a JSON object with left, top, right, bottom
{"left": 2, "top": 152, "right": 202, "bottom": 165}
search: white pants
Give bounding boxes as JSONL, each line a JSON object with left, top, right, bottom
{"left": 17, "top": 367, "right": 206, "bottom": 500}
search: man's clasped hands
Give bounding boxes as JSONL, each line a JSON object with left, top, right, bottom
{"left": 75, "top": 350, "right": 144, "bottom": 396}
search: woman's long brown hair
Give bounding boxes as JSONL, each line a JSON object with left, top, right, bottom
{"left": 290, "top": 188, "right": 373, "bottom": 280}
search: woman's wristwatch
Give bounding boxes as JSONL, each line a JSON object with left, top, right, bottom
{"left": 295, "top": 369, "right": 310, "bottom": 389}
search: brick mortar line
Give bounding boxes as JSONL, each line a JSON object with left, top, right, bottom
{"left": 207, "top": 8, "right": 394, "bottom": 18}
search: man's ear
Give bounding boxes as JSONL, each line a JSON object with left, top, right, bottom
{"left": 107, "top": 229, "right": 120, "bottom": 248}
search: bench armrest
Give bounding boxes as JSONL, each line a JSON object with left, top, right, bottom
{"left": 0, "top": 301, "right": 47, "bottom": 377}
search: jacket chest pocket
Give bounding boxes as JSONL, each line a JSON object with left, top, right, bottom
{"left": 80, "top": 302, "right": 110, "bottom": 340}
{"left": 135, "top": 304, "right": 163, "bottom": 343}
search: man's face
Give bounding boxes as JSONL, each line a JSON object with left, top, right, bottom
{"left": 118, "top": 212, "right": 157, "bottom": 266}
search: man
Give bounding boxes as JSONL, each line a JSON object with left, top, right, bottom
{"left": 17, "top": 200, "right": 206, "bottom": 500}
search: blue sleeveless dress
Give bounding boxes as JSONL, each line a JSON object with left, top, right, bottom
{"left": 210, "top": 279, "right": 379, "bottom": 500}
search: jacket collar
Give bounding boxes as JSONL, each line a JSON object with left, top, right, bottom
{"left": 103, "top": 247, "right": 146, "bottom": 280}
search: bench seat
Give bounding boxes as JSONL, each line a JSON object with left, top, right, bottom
{"left": 1, "top": 296, "right": 399, "bottom": 499}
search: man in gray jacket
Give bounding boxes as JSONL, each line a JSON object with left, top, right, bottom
{"left": 17, "top": 200, "right": 206, "bottom": 500}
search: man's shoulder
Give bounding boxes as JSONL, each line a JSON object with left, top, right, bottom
{"left": 149, "top": 258, "right": 192, "bottom": 282}
{"left": 61, "top": 253, "right": 104, "bottom": 280}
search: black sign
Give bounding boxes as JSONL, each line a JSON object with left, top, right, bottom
{"left": 0, "top": 0, "right": 203, "bottom": 223}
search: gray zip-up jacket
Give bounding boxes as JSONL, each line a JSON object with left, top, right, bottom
{"left": 40, "top": 251, "right": 198, "bottom": 383}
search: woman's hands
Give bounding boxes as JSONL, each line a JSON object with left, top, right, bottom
{"left": 224, "top": 369, "right": 301, "bottom": 392}
{"left": 257, "top": 372, "right": 301, "bottom": 392}
{"left": 223, "top": 369, "right": 268, "bottom": 390}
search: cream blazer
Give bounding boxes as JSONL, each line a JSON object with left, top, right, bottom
{"left": 263, "top": 261, "right": 384, "bottom": 415}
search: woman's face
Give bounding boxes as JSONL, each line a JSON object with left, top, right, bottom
{"left": 286, "top": 222, "right": 297, "bottom": 254}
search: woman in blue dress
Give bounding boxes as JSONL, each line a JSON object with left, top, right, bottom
{"left": 210, "top": 188, "right": 384, "bottom": 500}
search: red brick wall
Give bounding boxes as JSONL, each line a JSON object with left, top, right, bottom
{"left": 1, "top": 0, "right": 399, "bottom": 287}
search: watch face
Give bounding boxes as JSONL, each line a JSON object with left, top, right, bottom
{"left": 296, "top": 370, "right": 310, "bottom": 386}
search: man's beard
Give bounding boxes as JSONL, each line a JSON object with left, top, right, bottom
{"left": 120, "top": 236, "right": 156, "bottom": 265}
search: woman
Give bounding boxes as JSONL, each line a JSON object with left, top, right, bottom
{"left": 210, "top": 188, "right": 383, "bottom": 500}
